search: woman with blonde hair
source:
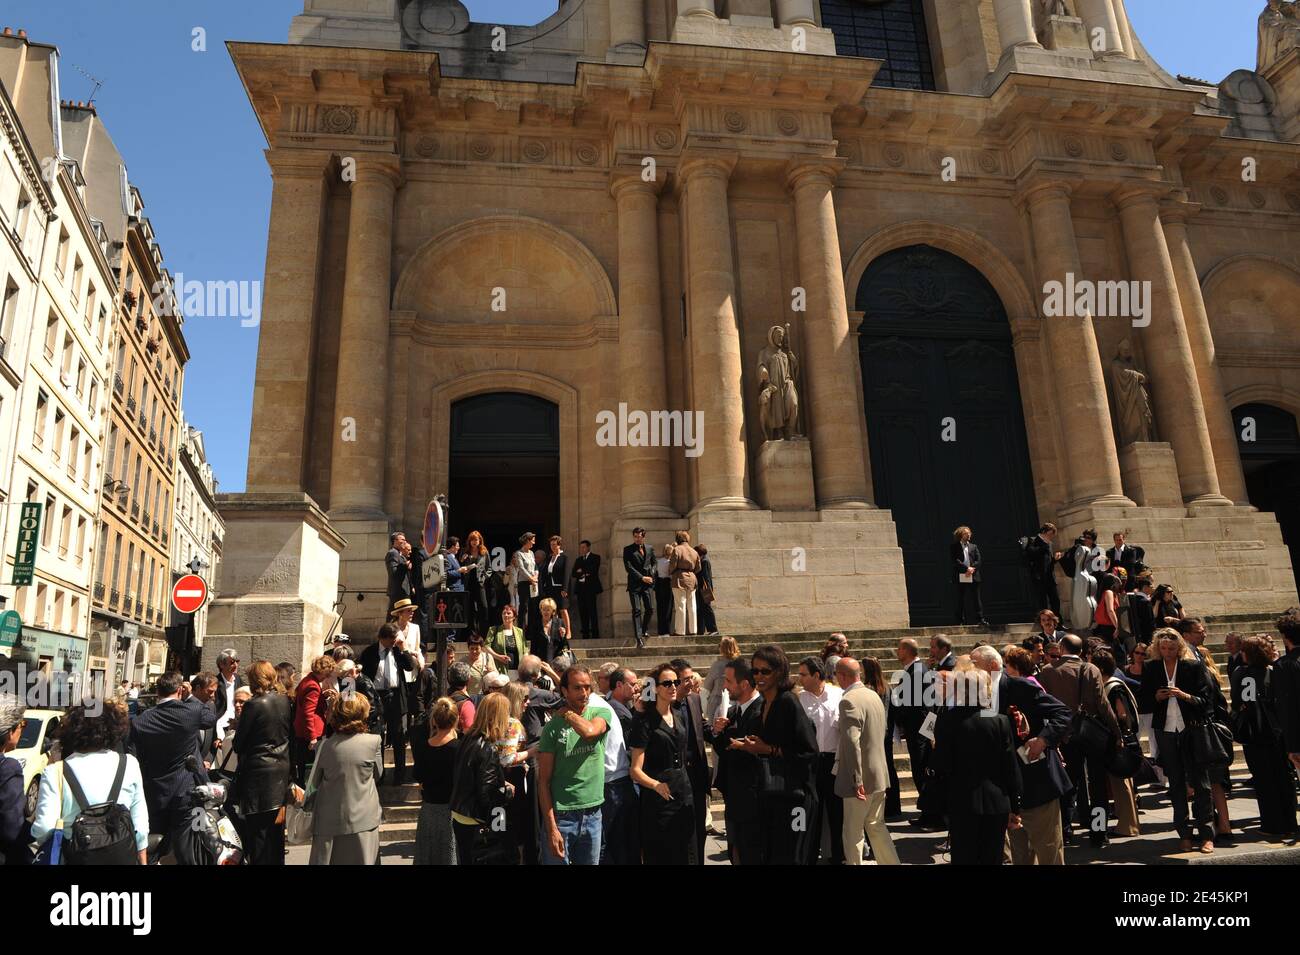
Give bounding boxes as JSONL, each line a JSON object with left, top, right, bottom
{"left": 413, "top": 697, "right": 461, "bottom": 865}
{"left": 231, "top": 660, "right": 293, "bottom": 864}
{"left": 306, "top": 694, "right": 383, "bottom": 865}
{"left": 535, "top": 596, "right": 570, "bottom": 669}
{"left": 704, "top": 636, "right": 741, "bottom": 720}
{"left": 449, "top": 692, "right": 516, "bottom": 865}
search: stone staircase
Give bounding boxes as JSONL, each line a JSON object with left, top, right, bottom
{"left": 377, "top": 611, "right": 1286, "bottom": 850}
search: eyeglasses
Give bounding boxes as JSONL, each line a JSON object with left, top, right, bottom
{"left": 751, "top": 666, "right": 774, "bottom": 676}
{"left": 658, "top": 679, "right": 681, "bottom": 688}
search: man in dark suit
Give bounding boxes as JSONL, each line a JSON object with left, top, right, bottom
{"left": 1105, "top": 532, "right": 1145, "bottom": 592}
{"left": 128, "top": 671, "right": 216, "bottom": 864}
{"left": 606, "top": 667, "right": 637, "bottom": 737}
{"left": 706, "top": 657, "right": 764, "bottom": 864}
{"left": 893, "top": 638, "right": 942, "bottom": 829}
{"left": 570, "top": 540, "right": 603, "bottom": 639}
{"left": 622, "top": 527, "right": 655, "bottom": 648}
{"left": 671, "top": 658, "right": 710, "bottom": 865}
{"left": 971, "top": 645, "right": 1073, "bottom": 864}
{"left": 929, "top": 635, "right": 956, "bottom": 672}
{"left": 1023, "top": 523, "right": 1063, "bottom": 617}
{"left": 360, "top": 623, "right": 414, "bottom": 784}
{"left": 385, "top": 531, "right": 412, "bottom": 607}
{"left": 951, "top": 527, "right": 989, "bottom": 627}
{"left": 189, "top": 672, "right": 219, "bottom": 765}
{"left": 1038, "top": 635, "right": 1122, "bottom": 847}
{"left": 1271, "top": 609, "right": 1300, "bottom": 776}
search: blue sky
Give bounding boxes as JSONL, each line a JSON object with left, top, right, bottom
{"left": 0, "top": 0, "right": 1262, "bottom": 492}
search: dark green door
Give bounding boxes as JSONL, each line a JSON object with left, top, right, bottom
{"left": 856, "top": 245, "right": 1040, "bottom": 626}
{"left": 1234, "top": 403, "right": 1300, "bottom": 600}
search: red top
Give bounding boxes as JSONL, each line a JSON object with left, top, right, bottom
{"left": 1094, "top": 592, "right": 1116, "bottom": 628}
{"left": 294, "top": 674, "right": 326, "bottom": 741}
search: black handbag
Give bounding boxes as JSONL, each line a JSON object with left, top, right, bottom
{"left": 1231, "top": 669, "right": 1271, "bottom": 746}
{"left": 1186, "top": 719, "right": 1234, "bottom": 768}
{"left": 1069, "top": 666, "right": 1113, "bottom": 758}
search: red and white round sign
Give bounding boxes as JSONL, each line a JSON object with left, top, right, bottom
{"left": 172, "top": 574, "right": 208, "bottom": 614}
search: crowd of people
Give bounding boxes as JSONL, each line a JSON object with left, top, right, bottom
{"left": 384, "top": 527, "right": 719, "bottom": 653}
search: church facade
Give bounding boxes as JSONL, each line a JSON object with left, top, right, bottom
{"left": 212, "top": 0, "right": 1300, "bottom": 661}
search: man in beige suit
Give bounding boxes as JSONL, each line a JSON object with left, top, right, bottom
{"left": 834, "top": 657, "right": 900, "bottom": 865}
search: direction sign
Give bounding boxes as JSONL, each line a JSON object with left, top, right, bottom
{"left": 171, "top": 574, "right": 208, "bottom": 614}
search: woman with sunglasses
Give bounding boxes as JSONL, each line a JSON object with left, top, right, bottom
{"left": 628, "top": 664, "right": 696, "bottom": 865}
{"left": 1, "top": 691, "right": 32, "bottom": 865}
{"left": 734, "top": 644, "right": 819, "bottom": 864}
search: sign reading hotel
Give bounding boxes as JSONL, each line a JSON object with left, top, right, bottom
{"left": 11, "top": 502, "right": 42, "bottom": 586}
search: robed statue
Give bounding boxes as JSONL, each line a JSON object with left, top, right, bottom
{"left": 758, "top": 324, "right": 800, "bottom": 441}
{"left": 1110, "top": 338, "right": 1155, "bottom": 446}
{"left": 1260, "top": 0, "right": 1300, "bottom": 73}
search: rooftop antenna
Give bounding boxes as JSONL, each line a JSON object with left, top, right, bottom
{"left": 72, "top": 64, "right": 103, "bottom": 105}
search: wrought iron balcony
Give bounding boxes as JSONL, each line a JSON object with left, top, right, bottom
{"left": 126, "top": 395, "right": 137, "bottom": 415}
{"left": 113, "top": 374, "right": 124, "bottom": 397}
{"left": 109, "top": 588, "right": 120, "bottom": 607}
{"left": 131, "top": 500, "right": 140, "bottom": 520}
{"left": 93, "top": 581, "right": 105, "bottom": 600}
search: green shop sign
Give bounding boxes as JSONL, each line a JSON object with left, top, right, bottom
{"left": 0, "top": 610, "right": 19, "bottom": 649}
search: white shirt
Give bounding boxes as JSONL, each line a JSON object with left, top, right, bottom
{"left": 397, "top": 623, "right": 423, "bottom": 683}
{"left": 735, "top": 691, "right": 761, "bottom": 718}
{"left": 1162, "top": 661, "right": 1185, "bottom": 733}
{"left": 799, "top": 683, "right": 843, "bottom": 754}
{"left": 376, "top": 645, "right": 399, "bottom": 690}
{"left": 655, "top": 556, "right": 671, "bottom": 579}
{"left": 591, "top": 692, "right": 628, "bottom": 781}
{"left": 216, "top": 674, "right": 237, "bottom": 739}
{"left": 962, "top": 542, "right": 971, "bottom": 566}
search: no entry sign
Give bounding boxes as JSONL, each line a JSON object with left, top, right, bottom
{"left": 172, "top": 574, "right": 208, "bottom": 614}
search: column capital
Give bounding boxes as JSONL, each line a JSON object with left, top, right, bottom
{"left": 349, "top": 153, "right": 404, "bottom": 190}
{"left": 1015, "top": 178, "right": 1075, "bottom": 212}
{"left": 1158, "top": 196, "right": 1201, "bottom": 225}
{"left": 609, "top": 169, "right": 665, "bottom": 201}
{"left": 1111, "top": 183, "right": 1167, "bottom": 214}
{"left": 677, "top": 151, "right": 738, "bottom": 186}
{"left": 785, "top": 157, "right": 846, "bottom": 193}
{"left": 265, "top": 147, "right": 333, "bottom": 179}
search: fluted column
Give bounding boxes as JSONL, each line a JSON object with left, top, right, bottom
{"left": 609, "top": 0, "right": 645, "bottom": 49}
{"left": 247, "top": 149, "right": 331, "bottom": 493}
{"left": 787, "top": 161, "right": 870, "bottom": 507}
{"left": 680, "top": 155, "right": 752, "bottom": 510}
{"left": 1076, "top": 0, "right": 1124, "bottom": 55}
{"left": 1021, "top": 182, "right": 1131, "bottom": 507}
{"left": 612, "top": 173, "right": 674, "bottom": 517}
{"left": 775, "top": 0, "right": 817, "bottom": 26}
{"left": 993, "top": 0, "right": 1039, "bottom": 52}
{"left": 328, "top": 155, "right": 401, "bottom": 518}
{"left": 1115, "top": 188, "right": 1229, "bottom": 505}
{"left": 1160, "top": 207, "right": 1247, "bottom": 503}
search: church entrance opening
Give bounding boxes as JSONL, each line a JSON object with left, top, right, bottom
{"left": 856, "top": 245, "right": 1040, "bottom": 627}
{"left": 1234, "top": 403, "right": 1300, "bottom": 599}
{"left": 448, "top": 393, "right": 560, "bottom": 562}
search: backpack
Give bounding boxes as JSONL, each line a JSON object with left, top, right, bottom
{"left": 62, "top": 756, "right": 139, "bottom": 865}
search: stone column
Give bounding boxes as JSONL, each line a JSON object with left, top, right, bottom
{"left": 612, "top": 173, "right": 675, "bottom": 517}
{"left": 677, "top": 0, "right": 716, "bottom": 19}
{"left": 1075, "top": 0, "right": 1124, "bottom": 55}
{"left": 1021, "top": 182, "right": 1131, "bottom": 506}
{"left": 1160, "top": 205, "right": 1248, "bottom": 503}
{"left": 1115, "top": 188, "right": 1229, "bottom": 505}
{"left": 328, "top": 155, "right": 401, "bottom": 518}
{"left": 679, "top": 155, "right": 752, "bottom": 510}
{"left": 775, "top": 0, "right": 817, "bottom": 26}
{"left": 787, "top": 161, "right": 870, "bottom": 507}
{"left": 993, "top": 0, "right": 1039, "bottom": 52}
{"left": 246, "top": 149, "right": 331, "bottom": 493}
{"left": 609, "top": 0, "right": 645, "bottom": 49}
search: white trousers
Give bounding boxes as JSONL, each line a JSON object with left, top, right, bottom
{"left": 672, "top": 586, "right": 697, "bottom": 635}
{"left": 842, "top": 790, "right": 900, "bottom": 865}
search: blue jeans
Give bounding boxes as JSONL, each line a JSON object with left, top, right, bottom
{"left": 542, "top": 807, "right": 602, "bottom": 865}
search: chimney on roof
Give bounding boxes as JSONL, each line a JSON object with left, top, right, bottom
{"left": 17, "top": 30, "right": 26, "bottom": 39}
{"left": 2, "top": 28, "right": 11, "bottom": 36}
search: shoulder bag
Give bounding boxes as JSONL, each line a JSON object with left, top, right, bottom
{"left": 1069, "top": 664, "right": 1114, "bottom": 758}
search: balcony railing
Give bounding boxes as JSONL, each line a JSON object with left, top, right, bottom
{"left": 109, "top": 588, "right": 120, "bottom": 607}
{"left": 151, "top": 520, "right": 159, "bottom": 538}
{"left": 138, "top": 411, "right": 147, "bottom": 430}
{"left": 130, "top": 500, "right": 140, "bottom": 520}
{"left": 162, "top": 529, "right": 169, "bottom": 546}
{"left": 126, "top": 395, "right": 137, "bottom": 415}
{"left": 134, "top": 599, "right": 143, "bottom": 617}
{"left": 93, "top": 581, "right": 105, "bottom": 600}
{"left": 113, "top": 374, "right": 124, "bottom": 397}
{"left": 143, "top": 510, "right": 152, "bottom": 530}
{"left": 167, "top": 453, "right": 174, "bottom": 472}
{"left": 149, "top": 428, "right": 157, "bottom": 447}
{"left": 115, "top": 494, "right": 126, "bottom": 512}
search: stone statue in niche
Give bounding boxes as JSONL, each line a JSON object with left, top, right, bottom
{"left": 758, "top": 324, "right": 801, "bottom": 441}
{"left": 1110, "top": 338, "right": 1155, "bottom": 446}
{"left": 1042, "top": 0, "right": 1071, "bottom": 18}
{"left": 1259, "top": 0, "right": 1300, "bottom": 74}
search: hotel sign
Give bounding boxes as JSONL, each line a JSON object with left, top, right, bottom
{"left": 11, "top": 502, "right": 42, "bottom": 586}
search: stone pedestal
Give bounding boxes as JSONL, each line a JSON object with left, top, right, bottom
{"left": 205, "top": 493, "right": 346, "bottom": 674}
{"left": 756, "top": 439, "right": 816, "bottom": 512}
{"left": 1118, "top": 442, "right": 1183, "bottom": 508}
{"left": 1042, "top": 15, "right": 1091, "bottom": 52}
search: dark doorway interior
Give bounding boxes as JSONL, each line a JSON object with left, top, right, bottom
{"left": 448, "top": 393, "right": 560, "bottom": 559}
{"left": 856, "top": 245, "right": 1040, "bottom": 627}
{"left": 1234, "top": 403, "right": 1300, "bottom": 600}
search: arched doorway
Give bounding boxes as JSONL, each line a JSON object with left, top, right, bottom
{"left": 447, "top": 393, "right": 560, "bottom": 557}
{"left": 1233, "top": 403, "right": 1300, "bottom": 597}
{"left": 856, "top": 244, "right": 1040, "bottom": 626}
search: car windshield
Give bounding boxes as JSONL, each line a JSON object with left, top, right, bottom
{"left": 16, "top": 718, "right": 42, "bottom": 750}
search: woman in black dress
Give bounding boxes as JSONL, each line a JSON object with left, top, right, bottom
{"left": 232, "top": 660, "right": 294, "bottom": 865}
{"left": 696, "top": 545, "right": 718, "bottom": 636}
{"left": 629, "top": 664, "right": 696, "bottom": 865}
{"left": 734, "top": 644, "right": 818, "bottom": 865}
{"left": 463, "top": 530, "right": 490, "bottom": 636}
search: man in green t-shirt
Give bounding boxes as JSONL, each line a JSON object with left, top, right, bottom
{"left": 538, "top": 665, "right": 610, "bottom": 865}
